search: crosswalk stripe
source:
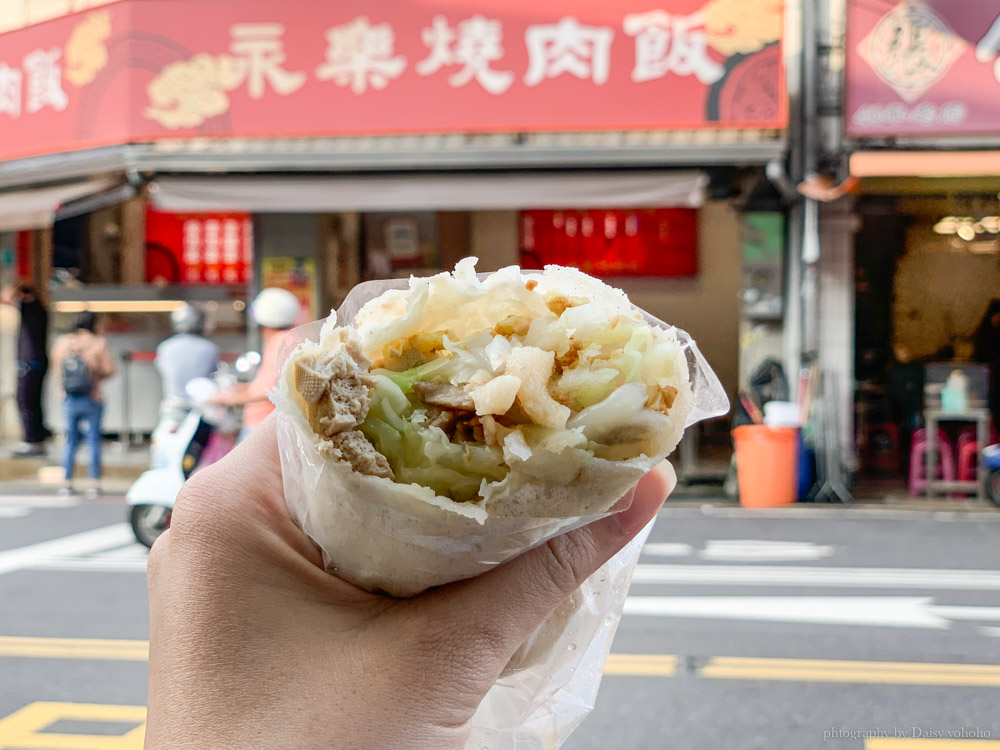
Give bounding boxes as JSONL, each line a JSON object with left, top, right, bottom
{"left": 631, "top": 564, "right": 1000, "bottom": 589}
{"left": 0, "top": 524, "right": 134, "bottom": 576}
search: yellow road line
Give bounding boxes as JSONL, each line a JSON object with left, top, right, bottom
{"left": 702, "top": 667, "right": 1000, "bottom": 686}
{"left": 867, "top": 740, "right": 1000, "bottom": 749}
{"left": 0, "top": 636, "right": 148, "bottom": 661}
{"left": 604, "top": 654, "right": 677, "bottom": 676}
{"left": 701, "top": 656, "right": 1000, "bottom": 687}
{"left": 0, "top": 701, "right": 145, "bottom": 749}
{"left": 2, "top": 637, "right": 1000, "bottom": 691}
{"left": 710, "top": 656, "right": 1000, "bottom": 673}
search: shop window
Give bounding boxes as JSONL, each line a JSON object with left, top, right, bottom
{"left": 362, "top": 212, "right": 442, "bottom": 278}
{"left": 144, "top": 207, "right": 252, "bottom": 286}
{"left": 519, "top": 208, "right": 698, "bottom": 277}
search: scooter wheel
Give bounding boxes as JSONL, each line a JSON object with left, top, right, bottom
{"left": 130, "top": 504, "right": 172, "bottom": 548}
{"left": 986, "top": 470, "right": 1000, "bottom": 509}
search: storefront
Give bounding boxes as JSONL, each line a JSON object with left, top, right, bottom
{"left": 0, "top": 0, "right": 787, "bottom": 465}
{"left": 845, "top": 0, "right": 1000, "bottom": 493}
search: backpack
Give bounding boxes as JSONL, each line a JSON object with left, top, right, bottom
{"left": 62, "top": 350, "right": 93, "bottom": 395}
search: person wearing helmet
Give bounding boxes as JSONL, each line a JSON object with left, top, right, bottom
{"left": 209, "top": 288, "right": 300, "bottom": 439}
{"left": 155, "top": 305, "right": 220, "bottom": 427}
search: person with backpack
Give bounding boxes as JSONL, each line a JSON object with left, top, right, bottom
{"left": 50, "top": 311, "right": 116, "bottom": 497}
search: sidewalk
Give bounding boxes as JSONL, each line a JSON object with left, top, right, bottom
{"left": 0, "top": 440, "right": 148, "bottom": 495}
{"left": 2, "top": 441, "right": 998, "bottom": 513}
{"left": 669, "top": 481, "right": 1000, "bottom": 513}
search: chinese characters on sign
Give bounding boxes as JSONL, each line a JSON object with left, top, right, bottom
{"left": 316, "top": 17, "right": 406, "bottom": 94}
{"left": 145, "top": 208, "right": 252, "bottom": 286}
{"left": 231, "top": 23, "right": 306, "bottom": 99}
{"left": 416, "top": 15, "right": 513, "bottom": 93}
{"left": 148, "top": 8, "right": 763, "bottom": 119}
{"left": 0, "top": 0, "right": 785, "bottom": 161}
{"left": 0, "top": 47, "right": 67, "bottom": 119}
{"left": 848, "top": 0, "right": 1000, "bottom": 136}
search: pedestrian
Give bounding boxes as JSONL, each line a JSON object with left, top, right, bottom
{"left": 974, "top": 299, "right": 1000, "bottom": 430}
{"left": 0, "top": 282, "right": 51, "bottom": 456}
{"left": 143, "top": 416, "right": 674, "bottom": 749}
{"left": 50, "top": 311, "right": 116, "bottom": 498}
{"left": 155, "top": 304, "right": 219, "bottom": 429}
{"left": 208, "top": 288, "right": 299, "bottom": 441}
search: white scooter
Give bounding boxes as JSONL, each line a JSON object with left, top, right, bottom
{"left": 127, "top": 375, "right": 238, "bottom": 547}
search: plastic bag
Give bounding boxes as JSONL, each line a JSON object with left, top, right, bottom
{"left": 273, "top": 270, "right": 728, "bottom": 749}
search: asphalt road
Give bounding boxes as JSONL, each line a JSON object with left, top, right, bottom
{"left": 1, "top": 494, "right": 1000, "bottom": 749}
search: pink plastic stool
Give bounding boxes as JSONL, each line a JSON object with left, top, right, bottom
{"left": 957, "top": 427, "right": 997, "bottom": 482}
{"left": 958, "top": 438, "right": 979, "bottom": 482}
{"left": 909, "top": 428, "right": 956, "bottom": 497}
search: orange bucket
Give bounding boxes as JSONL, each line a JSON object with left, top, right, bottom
{"left": 732, "top": 425, "right": 799, "bottom": 507}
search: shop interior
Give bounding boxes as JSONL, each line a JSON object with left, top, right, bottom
{"left": 854, "top": 179, "right": 1000, "bottom": 497}
{"left": 5, "top": 191, "right": 745, "bottom": 483}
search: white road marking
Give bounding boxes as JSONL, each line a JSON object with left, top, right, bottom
{"left": 631, "top": 564, "right": 1000, "bottom": 589}
{"left": 642, "top": 543, "right": 693, "bottom": 557}
{"left": 699, "top": 539, "right": 835, "bottom": 562}
{"left": 980, "top": 626, "right": 1000, "bottom": 637}
{"left": 0, "top": 524, "right": 134, "bottom": 576}
{"left": 95, "top": 544, "right": 149, "bottom": 560}
{"left": 0, "top": 495, "right": 78, "bottom": 508}
{"left": 623, "top": 596, "right": 1000, "bottom": 629}
{"left": 32, "top": 557, "right": 148, "bottom": 572}
{"left": 0, "top": 507, "right": 30, "bottom": 518}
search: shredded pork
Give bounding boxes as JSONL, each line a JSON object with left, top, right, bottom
{"left": 413, "top": 381, "right": 475, "bottom": 410}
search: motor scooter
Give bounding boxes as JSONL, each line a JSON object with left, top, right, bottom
{"left": 127, "top": 374, "right": 238, "bottom": 547}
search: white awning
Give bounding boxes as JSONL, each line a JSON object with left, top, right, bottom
{"left": 150, "top": 171, "right": 707, "bottom": 213}
{"left": 0, "top": 178, "right": 119, "bottom": 231}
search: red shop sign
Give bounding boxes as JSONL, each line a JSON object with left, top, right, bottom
{"left": 0, "top": 0, "right": 785, "bottom": 162}
{"left": 519, "top": 208, "right": 698, "bottom": 277}
{"left": 847, "top": 0, "right": 1000, "bottom": 137}
{"left": 145, "top": 207, "right": 252, "bottom": 285}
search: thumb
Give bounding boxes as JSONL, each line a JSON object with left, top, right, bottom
{"left": 421, "top": 461, "right": 675, "bottom": 668}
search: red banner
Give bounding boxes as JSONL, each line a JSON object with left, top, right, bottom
{"left": 144, "top": 207, "right": 252, "bottom": 285}
{"left": 0, "top": 0, "right": 785, "bottom": 162}
{"left": 520, "top": 208, "right": 698, "bottom": 277}
{"left": 847, "top": 1, "right": 1000, "bottom": 137}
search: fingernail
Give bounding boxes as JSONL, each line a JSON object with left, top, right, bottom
{"left": 614, "top": 490, "right": 654, "bottom": 536}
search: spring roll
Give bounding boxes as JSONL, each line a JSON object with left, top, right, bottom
{"left": 274, "top": 259, "right": 694, "bottom": 596}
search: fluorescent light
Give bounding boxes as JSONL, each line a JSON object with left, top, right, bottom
{"left": 53, "top": 300, "right": 187, "bottom": 313}
{"left": 958, "top": 224, "right": 977, "bottom": 241}
{"left": 933, "top": 216, "right": 958, "bottom": 234}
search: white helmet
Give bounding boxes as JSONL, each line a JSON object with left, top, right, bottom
{"left": 170, "top": 304, "right": 205, "bottom": 335}
{"left": 250, "top": 288, "right": 299, "bottom": 329}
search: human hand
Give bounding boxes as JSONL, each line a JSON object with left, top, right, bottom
{"left": 204, "top": 391, "right": 231, "bottom": 407}
{"left": 145, "top": 416, "right": 674, "bottom": 750}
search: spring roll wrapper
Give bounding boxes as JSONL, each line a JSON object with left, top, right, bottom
{"left": 272, "top": 265, "right": 728, "bottom": 750}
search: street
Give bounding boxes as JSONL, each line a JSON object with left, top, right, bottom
{"left": 1, "top": 495, "right": 999, "bottom": 749}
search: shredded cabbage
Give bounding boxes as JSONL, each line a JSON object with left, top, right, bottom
{"left": 352, "top": 275, "right": 688, "bottom": 499}
{"left": 360, "top": 376, "right": 509, "bottom": 502}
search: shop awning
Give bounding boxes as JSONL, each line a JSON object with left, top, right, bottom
{"left": 150, "top": 171, "right": 707, "bottom": 213}
{"left": 0, "top": 178, "right": 120, "bottom": 232}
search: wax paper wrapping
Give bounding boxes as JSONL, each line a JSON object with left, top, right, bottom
{"left": 273, "top": 270, "right": 728, "bottom": 749}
